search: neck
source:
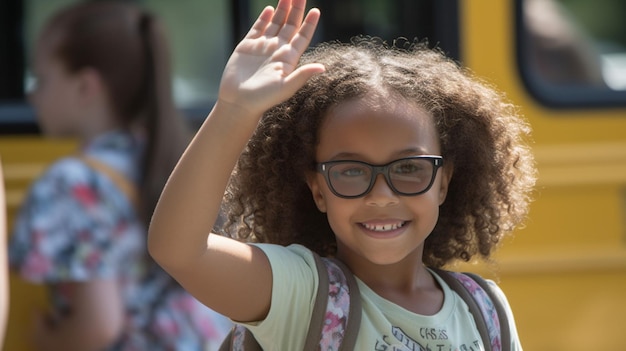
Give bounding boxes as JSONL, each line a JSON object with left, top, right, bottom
{"left": 339, "top": 250, "right": 444, "bottom": 315}
{"left": 78, "top": 108, "right": 123, "bottom": 146}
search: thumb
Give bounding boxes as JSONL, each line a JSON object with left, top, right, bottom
{"left": 283, "top": 63, "right": 325, "bottom": 92}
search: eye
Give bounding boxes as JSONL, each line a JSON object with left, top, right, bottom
{"left": 342, "top": 167, "right": 366, "bottom": 177}
{"left": 331, "top": 163, "right": 369, "bottom": 178}
{"left": 391, "top": 160, "right": 423, "bottom": 175}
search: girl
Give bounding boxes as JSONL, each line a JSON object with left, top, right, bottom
{"left": 149, "top": 0, "right": 536, "bottom": 350}
{"left": 9, "top": 2, "right": 231, "bottom": 350}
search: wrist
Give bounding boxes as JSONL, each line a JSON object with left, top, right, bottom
{"left": 214, "top": 98, "right": 264, "bottom": 121}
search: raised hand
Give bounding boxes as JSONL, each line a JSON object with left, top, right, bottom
{"left": 218, "top": 0, "right": 325, "bottom": 116}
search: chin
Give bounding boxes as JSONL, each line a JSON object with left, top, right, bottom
{"left": 363, "top": 250, "right": 413, "bottom": 266}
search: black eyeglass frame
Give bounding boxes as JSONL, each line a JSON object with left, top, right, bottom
{"left": 316, "top": 155, "right": 444, "bottom": 199}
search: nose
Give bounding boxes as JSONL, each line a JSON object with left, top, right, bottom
{"left": 365, "top": 174, "right": 399, "bottom": 206}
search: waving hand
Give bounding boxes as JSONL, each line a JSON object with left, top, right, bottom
{"left": 218, "top": 0, "right": 325, "bottom": 116}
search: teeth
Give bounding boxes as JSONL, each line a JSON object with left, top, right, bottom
{"left": 363, "top": 222, "right": 405, "bottom": 232}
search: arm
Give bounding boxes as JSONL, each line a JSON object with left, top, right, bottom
{"left": 9, "top": 159, "right": 137, "bottom": 350}
{"left": 0, "top": 159, "right": 8, "bottom": 346}
{"left": 148, "top": 0, "right": 324, "bottom": 322}
{"left": 33, "top": 280, "right": 124, "bottom": 351}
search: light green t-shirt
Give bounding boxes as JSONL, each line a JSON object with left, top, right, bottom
{"left": 240, "top": 243, "right": 522, "bottom": 351}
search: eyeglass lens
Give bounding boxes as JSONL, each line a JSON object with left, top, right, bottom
{"left": 327, "top": 158, "right": 437, "bottom": 197}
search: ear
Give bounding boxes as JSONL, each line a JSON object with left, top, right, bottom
{"left": 76, "top": 67, "right": 106, "bottom": 101}
{"left": 437, "top": 162, "right": 454, "bottom": 205}
{"left": 305, "top": 171, "right": 327, "bottom": 213}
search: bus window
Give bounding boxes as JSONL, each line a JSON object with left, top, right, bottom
{"left": 517, "top": 0, "right": 626, "bottom": 108}
{"left": 248, "top": 0, "right": 460, "bottom": 59}
{"left": 0, "top": 0, "right": 234, "bottom": 132}
{"left": 2, "top": 0, "right": 460, "bottom": 133}
{"left": 141, "top": 0, "right": 232, "bottom": 121}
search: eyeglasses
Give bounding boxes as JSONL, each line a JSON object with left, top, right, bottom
{"left": 317, "top": 155, "right": 444, "bottom": 199}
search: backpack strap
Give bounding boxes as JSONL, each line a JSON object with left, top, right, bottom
{"left": 328, "top": 258, "right": 361, "bottom": 350}
{"left": 220, "top": 253, "right": 361, "bottom": 351}
{"left": 218, "top": 325, "right": 262, "bottom": 351}
{"left": 302, "top": 253, "right": 331, "bottom": 349}
{"left": 431, "top": 268, "right": 510, "bottom": 351}
{"left": 463, "top": 272, "right": 511, "bottom": 351}
{"left": 78, "top": 155, "right": 139, "bottom": 208}
{"left": 303, "top": 255, "right": 361, "bottom": 350}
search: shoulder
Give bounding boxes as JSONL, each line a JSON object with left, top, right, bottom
{"left": 33, "top": 156, "right": 127, "bottom": 201}
{"left": 12, "top": 153, "right": 139, "bottom": 238}
{"left": 82, "top": 131, "right": 142, "bottom": 181}
{"left": 430, "top": 269, "right": 523, "bottom": 351}
{"left": 253, "top": 243, "right": 318, "bottom": 273}
{"left": 239, "top": 244, "right": 320, "bottom": 349}
{"left": 21, "top": 157, "right": 98, "bottom": 204}
{"left": 44, "top": 157, "right": 96, "bottom": 182}
{"left": 252, "top": 243, "right": 320, "bottom": 294}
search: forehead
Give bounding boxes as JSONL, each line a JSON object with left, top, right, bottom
{"left": 317, "top": 95, "right": 440, "bottom": 162}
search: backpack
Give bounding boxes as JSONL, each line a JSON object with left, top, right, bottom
{"left": 79, "top": 155, "right": 139, "bottom": 208}
{"left": 219, "top": 253, "right": 511, "bottom": 351}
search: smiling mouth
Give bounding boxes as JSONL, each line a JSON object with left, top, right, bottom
{"left": 361, "top": 221, "right": 407, "bottom": 232}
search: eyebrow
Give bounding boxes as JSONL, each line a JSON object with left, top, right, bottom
{"left": 328, "top": 148, "right": 431, "bottom": 161}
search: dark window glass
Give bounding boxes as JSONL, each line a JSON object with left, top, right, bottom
{"left": 0, "top": 0, "right": 233, "bottom": 132}
{"left": 517, "top": 0, "right": 626, "bottom": 108}
{"left": 249, "top": 0, "right": 460, "bottom": 59}
{"left": 1, "top": 0, "right": 457, "bottom": 132}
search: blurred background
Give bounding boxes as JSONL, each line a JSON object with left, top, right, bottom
{"left": 1, "top": 0, "right": 625, "bottom": 349}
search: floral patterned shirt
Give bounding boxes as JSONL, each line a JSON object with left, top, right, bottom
{"left": 9, "top": 131, "right": 231, "bottom": 351}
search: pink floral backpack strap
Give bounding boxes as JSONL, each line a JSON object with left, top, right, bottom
{"left": 220, "top": 253, "right": 361, "bottom": 351}
{"left": 218, "top": 324, "right": 262, "bottom": 351}
{"left": 303, "top": 254, "right": 361, "bottom": 351}
{"left": 431, "top": 268, "right": 510, "bottom": 351}
{"left": 462, "top": 272, "right": 511, "bottom": 351}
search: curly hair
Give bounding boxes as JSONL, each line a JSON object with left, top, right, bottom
{"left": 222, "top": 37, "right": 537, "bottom": 268}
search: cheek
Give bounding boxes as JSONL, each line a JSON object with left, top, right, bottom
{"left": 409, "top": 193, "right": 442, "bottom": 232}
{"left": 31, "top": 92, "right": 50, "bottom": 120}
{"left": 32, "top": 87, "right": 59, "bottom": 112}
{"left": 29, "top": 89, "right": 45, "bottom": 110}
{"left": 33, "top": 93, "right": 57, "bottom": 118}
{"left": 32, "top": 92, "right": 68, "bottom": 135}
{"left": 322, "top": 199, "right": 358, "bottom": 234}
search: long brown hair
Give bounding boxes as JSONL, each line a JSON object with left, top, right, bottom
{"left": 41, "top": 1, "right": 189, "bottom": 224}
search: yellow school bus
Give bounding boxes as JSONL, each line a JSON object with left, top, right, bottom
{"left": 461, "top": 1, "right": 626, "bottom": 349}
{"left": 1, "top": 0, "right": 625, "bottom": 350}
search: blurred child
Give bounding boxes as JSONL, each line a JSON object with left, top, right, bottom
{"left": 9, "top": 2, "right": 231, "bottom": 350}
{"left": 149, "top": 0, "right": 536, "bottom": 350}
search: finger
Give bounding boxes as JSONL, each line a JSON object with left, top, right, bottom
{"left": 276, "top": 5, "right": 307, "bottom": 44}
{"left": 244, "top": 6, "right": 275, "bottom": 39}
{"left": 289, "top": 8, "right": 320, "bottom": 53}
{"left": 263, "top": 0, "right": 292, "bottom": 38}
{"left": 271, "top": 8, "right": 319, "bottom": 71}
{"left": 281, "top": 0, "right": 306, "bottom": 38}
